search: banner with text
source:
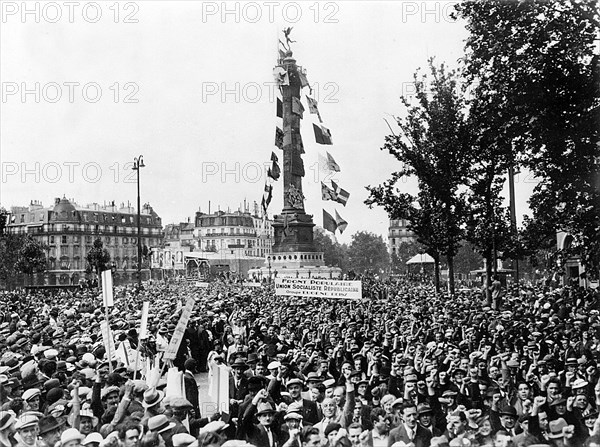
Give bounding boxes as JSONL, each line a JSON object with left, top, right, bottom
{"left": 275, "top": 278, "right": 362, "bottom": 300}
{"left": 163, "top": 297, "right": 195, "bottom": 361}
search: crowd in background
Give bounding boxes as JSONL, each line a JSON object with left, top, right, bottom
{"left": 0, "top": 278, "right": 599, "bottom": 447}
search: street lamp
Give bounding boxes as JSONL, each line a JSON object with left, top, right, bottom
{"left": 132, "top": 155, "right": 145, "bottom": 290}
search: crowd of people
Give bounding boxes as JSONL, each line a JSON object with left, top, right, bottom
{"left": 0, "top": 278, "right": 599, "bottom": 447}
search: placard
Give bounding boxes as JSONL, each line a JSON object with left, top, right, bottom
{"left": 274, "top": 278, "right": 362, "bottom": 300}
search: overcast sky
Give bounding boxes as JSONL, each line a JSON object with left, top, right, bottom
{"left": 0, "top": 1, "right": 537, "bottom": 244}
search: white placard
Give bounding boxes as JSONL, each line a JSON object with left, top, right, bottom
{"left": 274, "top": 278, "right": 362, "bottom": 300}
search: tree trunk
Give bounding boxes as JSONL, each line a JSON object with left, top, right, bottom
{"left": 448, "top": 254, "right": 455, "bottom": 295}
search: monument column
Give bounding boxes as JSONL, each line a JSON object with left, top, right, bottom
{"left": 272, "top": 51, "right": 317, "bottom": 254}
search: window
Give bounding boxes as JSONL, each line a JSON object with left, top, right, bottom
{"left": 20, "top": 214, "right": 24, "bottom": 223}
{"left": 73, "top": 235, "right": 80, "bottom": 243}
{"left": 61, "top": 235, "right": 67, "bottom": 244}
{"left": 50, "top": 235, "right": 55, "bottom": 244}
{"left": 123, "top": 237, "right": 128, "bottom": 244}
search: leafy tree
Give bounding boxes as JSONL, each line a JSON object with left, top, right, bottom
{"left": 0, "top": 234, "right": 48, "bottom": 289}
{"left": 0, "top": 234, "right": 24, "bottom": 289}
{"left": 346, "top": 231, "right": 388, "bottom": 274}
{"left": 455, "top": 0, "right": 600, "bottom": 279}
{"left": 0, "top": 208, "right": 7, "bottom": 236}
{"left": 15, "top": 235, "right": 48, "bottom": 276}
{"left": 453, "top": 241, "right": 483, "bottom": 276}
{"left": 392, "top": 240, "right": 424, "bottom": 274}
{"left": 366, "top": 61, "right": 471, "bottom": 293}
{"left": 86, "top": 238, "right": 111, "bottom": 276}
{"left": 313, "top": 227, "right": 348, "bottom": 270}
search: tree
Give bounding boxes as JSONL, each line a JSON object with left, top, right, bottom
{"left": 392, "top": 240, "right": 424, "bottom": 274}
{"left": 86, "top": 238, "right": 111, "bottom": 276}
{"left": 0, "top": 234, "right": 24, "bottom": 289}
{"left": 453, "top": 241, "right": 483, "bottom": 276}
{"left": 313, "top": 227, "right": 348, "bottom": 270}
{"left": 455, "top": 0, "right": 600, "bottom": 279}
{"left": 346, "top": 231, "right": 388, "bottom": 275}
{"left": 0, "top": 234, "right": 48, "bottom": 289}
{"left": 366, "top": 60, "right": 472, "bottom": 293}
{"left": 15, "top": 235, "right": 48, "bottom": 279}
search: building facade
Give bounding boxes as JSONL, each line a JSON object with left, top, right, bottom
{"left": 7, "top": 197, "right": 163, "bottom": 285}
{"left": 194, "top": 210, "right": 273, "bottom": 258}
{"left": 388, "top": 218, "right": 417, "bottom": 255}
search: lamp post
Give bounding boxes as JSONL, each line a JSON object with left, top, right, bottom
{"left": 132, "top": 155, "right": 145, "bottom": 290}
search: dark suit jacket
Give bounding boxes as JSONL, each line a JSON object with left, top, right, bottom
{"left": 388, "top": 423, "right": 432, "bottom": 447}
{"left": 240, "top": 403, "right": 283, "bottom": 447}
{"left": 300, "top": 398, "right": 321, "bottom": 426}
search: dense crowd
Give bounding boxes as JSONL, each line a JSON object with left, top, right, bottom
{"left": 0, "top": 278, "right": 599, "bottom": 447}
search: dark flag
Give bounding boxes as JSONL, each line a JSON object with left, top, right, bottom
{"left": 261, "top": 183, "right": 273, "bottom": 215}
{"left": 335, "top": 210, "right": 348, "bottom": 234}
{"left": 321, "top": 182, "right": 337, "bottom": 201}
{"left": 313, "top": 123, "right": 332, "bottom": 145}
{"left": 323, "top": 209, "right": 337, "bottom": 234}
{"left": 306, "top": 96, "right": 323, "bottom": 123}
{"left": 331, "top": 180, "right": 349, "bottom": 206}
{"left": 276, "top": 98, "right": 283, "bottom": 118}
{"left": 275, "top": 127, "right": 284, "bottom": 149}
{"left": 268, "top": 152, "right": 281, "bottom": 181}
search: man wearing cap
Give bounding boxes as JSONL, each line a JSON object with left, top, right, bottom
{"left": 239, "top": 389, "right": 282, "bottom": 447}
{"left": 14, "top": 415, "right": 40, "bottom": 447}
{"left": 0, "top": 412, "right": 17, "bottom": 447}
{"left": 230, "top": 358, "right": 250, "bottom": 418}
{"left": 387, "top": 402, "right": 431, "bottom": 447}
{"left": 37, "top": 416, "right": 63, "bottom": 447}
{"left": 277, "top": 378, "right": 320, "bottom": 426}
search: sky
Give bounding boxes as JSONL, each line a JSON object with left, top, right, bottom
{"left": 0, "top": 1, "right": 537, "bottom": 244}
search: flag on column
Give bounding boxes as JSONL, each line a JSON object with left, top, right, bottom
{"left": 273, "top": 66, "right": 289, "bottom": 86}
{"left": 313, "top": 124, "right": 333, "bottom": 145}
{"left": 306, "top": 96, "right": 323, "bottom": 123}
{"left": 275, "top": 127, "right": 284, "bottom": 149}
{"left": 267, "top": 152, "right": 280, "bottom": 181}
{"left": 276, "top": 98, "right": 283, "bottom": 118}
{"left": 319, "top": 152, "right": 340, "bottom": 172}
{"left": 292, "top": 97, "right": 304, "bottom": 118}
{"left": 335, "top": 210, "right": 348, "bottom": 234}
{"left": 331, "top": 181, "right": 350, "bottom": 206}
{"left": 322, "top": 210, "right": 337, "bottom": 234}
{"left": 261, "top": 183, "right": 273, "bottom": 215}
{"left": 321, "top": 182, "right": 337, "bottom": 202}
{"left": 298, "top": 69, "right": 310, "bottom": 89}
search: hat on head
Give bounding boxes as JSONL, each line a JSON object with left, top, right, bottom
{"left": 172, "top": 433, "right": 197, "bottom": 447}
{"left": 417, "top": 403, "right": 433, "bottom": 415}
{"left": 230, "top": 358, "right": 248, "bottom": 370}
{"left": 15, "top": 414, "right": 39, "bottom": 430}
{"left": 22, "top": 388, "right": 41, "bottom": 402}
{"left": 323, "top": 379, "right": 336, "bottom": 389}
{"left": 61, "top": 428, "right": 84, "bottom": 444}
{"left": 142, "top": 387, "right": 165, "bottom": 408}
{"left": 100, "top": 385, "right": 120, "bottom": 400}
{"left": 306, "top": 372, "right": 322, "bottom": 383}
{"left": 82, "top": 433, "right": 103, "bottom": 446}
{"left": 256, "top": 402, "right": 275, "bottom": 416}
{"left": 38, "top": 416, "right": 63, "bottom": 435}
{"left": 499, "top": 405, "right": 517, "bottom": 418}
{"left": 286, "top": 378, "right": 304, "bottom": 388}
{"left": 0, "top": 412, "right": 16, "bottom": 431}
{"left": 267, "top": 361, "right": 280, "bottom": 370}
{"left": 571, "top": 378, "right": 588, "bottom": 390}
{"left": 547, "top": 418, "right": 568, "bottom": 439}
{"left": 324, "top": 423, "right": 341, "bottom": 437}
{"left": 442, "top": 389, "right": 458, "bottom": 398}
{"left": 247, "top": 376, "right": 264, "bottom": 392}
{"left": 169, "top": 397, "right": 193, "bottom": 410}
{"left": 148, "top": 415, "right": 176, "bottom": 434}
